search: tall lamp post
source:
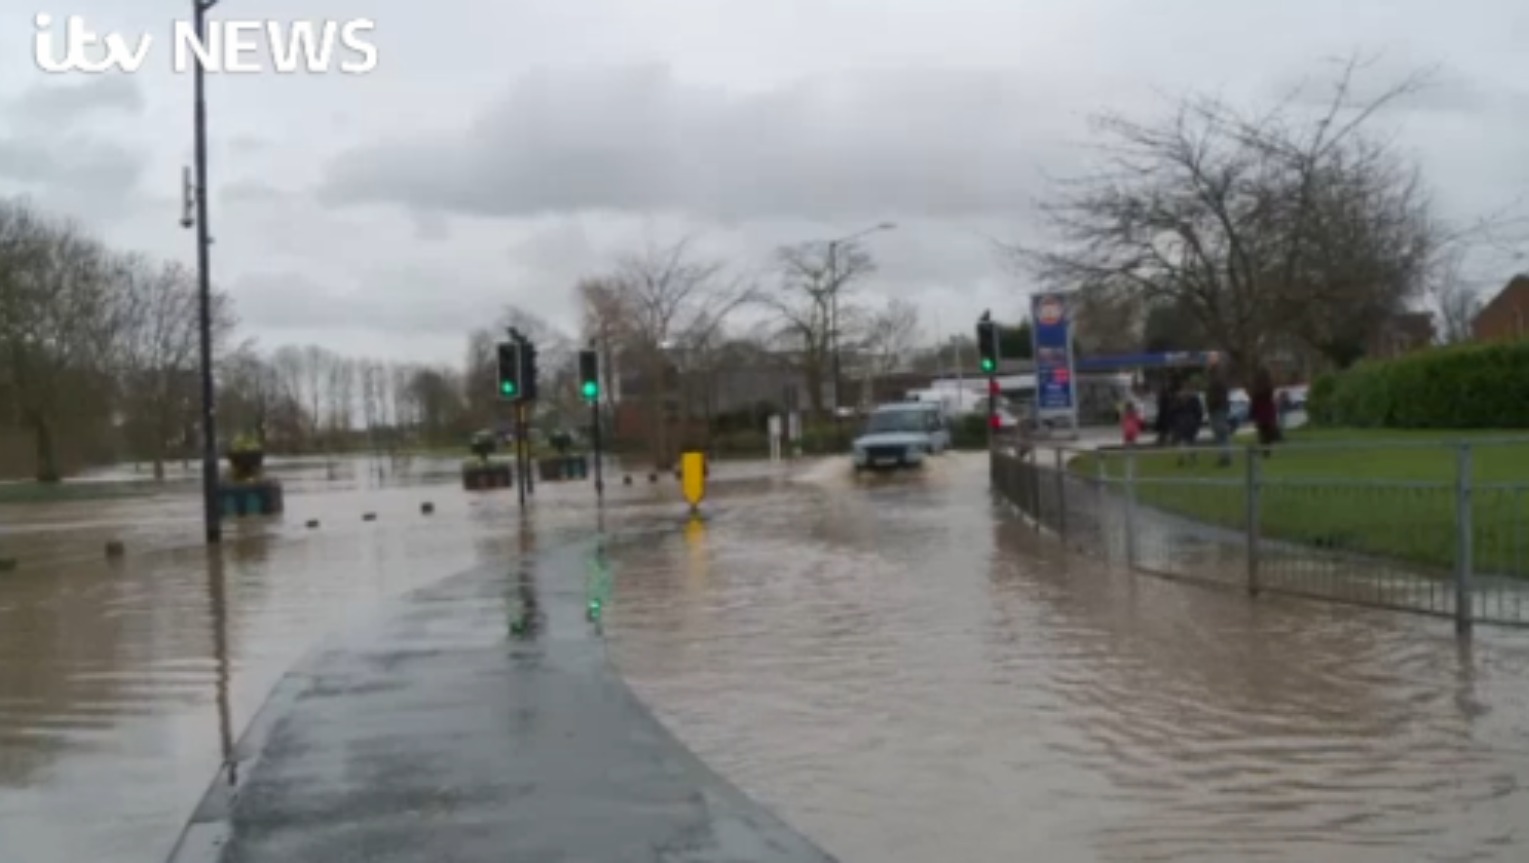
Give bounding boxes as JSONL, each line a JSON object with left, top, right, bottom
{"left": 825, "top": 222, "right": 896, "bottom": 446}
{"left": 186, "top": 0, "right": 221, "bottom": 543}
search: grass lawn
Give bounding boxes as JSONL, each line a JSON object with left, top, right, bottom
{"left": 1069, "top": 428, "right": 1529, "bottom": 576}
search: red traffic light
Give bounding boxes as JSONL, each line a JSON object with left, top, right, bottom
{"left": 989, "top": 413, "right": 1002, "bottom": 430}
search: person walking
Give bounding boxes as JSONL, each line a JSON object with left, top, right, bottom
{"left": 1205, "top": 372, "right": 1232, "bottom": 467}
{"left": 1250, "top": 369, "right": 1280, "bottom": 457}
{"left": 1154, "top": 383, "right": 1175, "bottom": 447}
{"left": 1174, "top": 385, "right": 1204, "bottom": 466}
{"left": 1121, "top": 400, "right": 1143, "bottom": 447}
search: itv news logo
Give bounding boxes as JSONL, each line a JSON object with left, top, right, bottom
{"left": 32, "top": 13, "right": 379, "bottom": 74}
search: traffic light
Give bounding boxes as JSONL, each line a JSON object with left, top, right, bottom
{"left": 522, "top": 342, "right": 539, "bottom": 400}
{"left": 578, "top": 350, "right": 599, "bottom": 401}
{"left": 496, "top": 342, "right": 520, "bottom": 399}
{"left": 976, "top": 319, "right": 999, "bottom": 373}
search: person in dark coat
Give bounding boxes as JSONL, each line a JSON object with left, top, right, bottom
{"left": 1250, "top": 368, "right": 1280, "bottom": 457}
{"left": 1205, "top": 372, "right": 1232, "bottom": 467}
{"left": 1154, "top": 383, "right": 1175, "bottom": 447}
{"left": 1173, "top": 385, "right": 1204, "bottom": 465}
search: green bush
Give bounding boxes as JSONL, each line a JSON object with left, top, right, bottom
{"left": 1307, "top": 372, "right": 1339, "bottom": 425}
{"left": 1314, "top": 341, "right": 1529, "bottom": 429}
{"left": 952, "top": 414, "right": 989, "bottom": 449}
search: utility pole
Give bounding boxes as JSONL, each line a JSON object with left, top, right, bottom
{"left": 191, "top": 0, "right": 220, "bottom": 543}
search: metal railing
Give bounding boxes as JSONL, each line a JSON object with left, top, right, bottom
{"left": 990, "top": 437, "right": 1529, "bottom": 632}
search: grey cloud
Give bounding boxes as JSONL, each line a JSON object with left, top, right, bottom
{"left": 0, "top": 134, "right": 146, "bottom": 217}
{"left": 12, "top": 76, "right": 144, "bottom": 127}
{"left": 234, "top": 264, "right": 557, "bottom": 337}
{"left": 316, "top": 65, "right": 1078, "bottom": 223}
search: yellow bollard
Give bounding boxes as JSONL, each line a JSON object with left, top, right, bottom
{"left": 680, "top": 451, "right": 706, "bottom": 513}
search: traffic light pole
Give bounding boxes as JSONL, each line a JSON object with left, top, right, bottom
{"left": 590, "top": 400, "right": 604, "bottom": 498}
{"left": 524, "top": 402, "right": 535, "bottom": 497}
{"left": 515, "top": 402, "right": 528, "bottom": 507}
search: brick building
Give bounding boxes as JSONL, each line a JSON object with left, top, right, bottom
{"left": 1472, "top": 275, "right": 1529, "bottom": 342}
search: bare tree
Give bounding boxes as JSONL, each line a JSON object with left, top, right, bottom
{"left": 762, "top": 239, "right": 876, "bottom": 418}
{"left": 117, "top": 255, "right": 235, "bottom": 478}
{"left": 578, "top": 277, "right": 628, "bottom": 415}
{"left": 607, "top": 236, "right": 752, "bottom": 466}
{"left": 857, "top": 298, "right": 919, "bottom": 407}
{"left": 324, "top": 356, "right": 355, "bottom": 441}
{"left": 0, "top": 200, "right": 124, "bottom": 480}
{"left": 1011, "top": 57, "right": 1443, "bottom": 379}
{"left": 218, "top": 345, "right": 281, "bottom": 447}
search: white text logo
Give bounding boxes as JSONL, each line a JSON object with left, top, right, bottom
{"left": 33, "top": 14, "right": 379, "bottom": 74}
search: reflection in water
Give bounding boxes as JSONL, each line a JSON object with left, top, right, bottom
{"left": 9, "top": 452, "right": 1529, "bottom": 863}
{"left": 205, "top": 550, "right": 235, "bottom": 786}
{"left": 607, "top": 454, "right": 1529, "bottom": 863}
{"left": 0, "top": 457, "right": 677, "bottom": 863}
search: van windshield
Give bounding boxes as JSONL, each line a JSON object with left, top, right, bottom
{"left": 863, "top": 410, "right": 929, "bottom": 434}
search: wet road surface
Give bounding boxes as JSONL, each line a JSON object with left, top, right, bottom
{"left": 605, "top": 453, "right": 1529, "bottom": 862}
{"left": 4, "top": 452, "right": 1529, "bottom": 861}
{"left": 1, "top": 455, "right": 750, "bottom": 863}
{"left": 168, "top": 543, "right": 834, "bottom": 862}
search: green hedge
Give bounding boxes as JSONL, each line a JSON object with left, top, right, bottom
{"left": 1310, "top": 341, "right": 1529, "bottom": 429}
{"left": 952, "top": 414, "right": 989, "bottom": 449}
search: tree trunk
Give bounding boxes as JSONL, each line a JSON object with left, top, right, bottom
{"left": 31, "top": 414, "right": 60, "bottom": 483}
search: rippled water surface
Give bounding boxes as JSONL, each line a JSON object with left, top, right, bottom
{"left": 5, "top": 452, "right": 1529, "bottom": 862}
{"left": 605, "top": 453, "right": 1529, "bottom": 862}
{"left": 0, "top": 454, "right": 698, "bottom": 863}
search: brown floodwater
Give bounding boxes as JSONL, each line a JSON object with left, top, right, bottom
{"left": 0, "top": 454, "right": 707, "bottom": 863}
{"left": 604, "top": 453, "right": 1529, "bottom": 863}
{"left": 4, "top": 452, "right": 1529, "bottom": 862}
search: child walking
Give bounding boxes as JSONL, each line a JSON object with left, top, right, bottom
{"left": 1121, "top": 401, "right": 1142, "bottom": 447}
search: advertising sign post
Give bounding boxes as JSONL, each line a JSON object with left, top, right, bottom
{"left": 1030, "top": 291, "right": 1079, "bottom": 434}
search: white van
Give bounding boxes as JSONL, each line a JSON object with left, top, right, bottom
{"left": 851, "top": 402, "right": 951, "bottom": 470}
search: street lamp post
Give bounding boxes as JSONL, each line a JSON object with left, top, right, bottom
{"left": 191, "top": 0, "right": 220, "bottom": 543}
{"left": 825, "top": 222, "right": 895, "bottom": 447}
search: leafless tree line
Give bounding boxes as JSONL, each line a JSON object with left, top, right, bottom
{"left": 0, "top": 205, "right": 929, "bottom": 480}
{"left": 571, "top": 234, "right": 921, "bottom": 465}
{"left": 1013, "top": 56, "right": 1523, "bottom": 378}
{"left": 0, "top": 196, "right": 533, "bottom": 480}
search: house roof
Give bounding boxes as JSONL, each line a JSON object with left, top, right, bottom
{"left": 1474, "top": 274, "right": 1529, "bottom": 326}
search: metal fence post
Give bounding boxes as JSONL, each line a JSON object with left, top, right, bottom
{"left": 1054, "top": 447, "right": 1068, "bottom": 543}
{"left": 1124, "top": 448, "right": 1138, "bottom": 569}
{"left": 1030, "top": 448, "right": 1042, "bottom": 532}
{"left": 1455, "top": 443, "right": 1474, "bottom": 636}
{"left": 1246, "top": 445, "right": 1261, "bottom": 595}
{"left": 1095, "top": 454, "right": 1109, "bottom": 558}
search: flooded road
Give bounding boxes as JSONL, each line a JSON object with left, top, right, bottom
{"left": 0, "top": 455, "right": 701, "bottom": 863}
{"left": 4, "top": 452, "right": 1529, "bottom": 862}
{"left": 605, "top": 453, "right": 1529, "bottom": 862}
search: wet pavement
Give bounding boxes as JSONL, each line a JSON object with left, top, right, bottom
{"left": 167, "top": 540, "right": 834, "bottom": 862}
{"left": 5, "top": 451, "right": 1529, "bottom": 862}
{"left": 0, "top": 455, "right": 793, "bottom": 863}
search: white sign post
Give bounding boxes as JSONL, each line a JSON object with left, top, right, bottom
{"left": 767, "top": 414, "right": 782, "bottom": 462}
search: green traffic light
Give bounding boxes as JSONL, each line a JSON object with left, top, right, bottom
{"left": 501, "top": 381, "right": 515, "bottom": 395}
{"left": 980, "top": 358, "right": 995, "bottom": 372}
{"left": 582, "top": 381, "right": 598, "bottom": 398}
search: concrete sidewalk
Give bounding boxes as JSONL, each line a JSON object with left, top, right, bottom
{"left": 168, "top": 541, "right": 837, "bottom": 863}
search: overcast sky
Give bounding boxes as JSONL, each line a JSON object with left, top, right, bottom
{"left": 2, "top": 0, "right": 1527, "bottom": 365}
